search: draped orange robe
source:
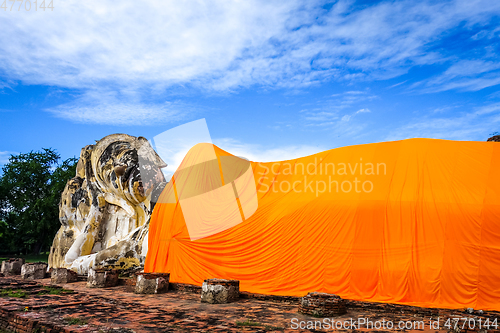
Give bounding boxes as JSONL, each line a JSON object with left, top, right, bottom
{"left": 145, "top": 138, "right": 500, "bottom": 310}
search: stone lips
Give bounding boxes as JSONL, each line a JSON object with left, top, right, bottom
{"left": 298, "top": 292, "right": 347, "bottom": 317}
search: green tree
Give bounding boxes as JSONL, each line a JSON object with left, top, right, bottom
{"left": 0, "top": 149, "right": 77, "bottom": 255}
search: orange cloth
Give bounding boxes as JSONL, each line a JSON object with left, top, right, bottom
{"left": 145, "top": 138, "right": 500, "bottom": 310}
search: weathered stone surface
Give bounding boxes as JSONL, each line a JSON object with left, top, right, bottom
{"left": 201, "top": 278, "right": 239, "bottom": 304}
{"left": 2, "top": 275, "right": 500, "bottom": 333}
{"left": 298, "top": 292, "right": 347, "bottom": 317}
{"left": 20, "top": 262, "right": 48, "bottom": 280}
{"left": 51, "top": 267, "right": 78, "bottom": 284}
{"left": 1, "top": 258, "right": 25, "bottom": 276}
{"left": 48, "top": 134, "right": 167, "bottom": 274}
{"left": 134, "top": 272, "right": 169, "bottom": 294}
{"left": 86, "top": 268, "right": 119, "bottom": 288}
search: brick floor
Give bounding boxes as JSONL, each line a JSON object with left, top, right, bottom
{"left": 1, "top": 275, "right": 499, "bottom": 332}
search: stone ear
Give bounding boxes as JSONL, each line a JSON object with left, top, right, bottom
{"left": 76, "top": 145, "right": 95, "bottom": 179}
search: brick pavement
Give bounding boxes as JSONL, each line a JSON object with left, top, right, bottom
{"left": 1, "top": 275, "right": 499, "bottom": 332}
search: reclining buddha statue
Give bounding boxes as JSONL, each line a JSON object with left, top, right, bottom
{"left": 48, "top": 134, "right": 166, "bottom": 274}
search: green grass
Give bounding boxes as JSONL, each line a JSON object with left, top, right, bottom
{"left": 236, "top": 319, "right": 261, "bottom": 327}
{"left": 38, "top": 286, "right": 74, "bottom": 295}
{"left": 64, "top": 317, "right": 88, "bottom": 326}
{"left": 0, "top": 289, "right": 27, "bottom": 298}
{"left": 0, "top": 253, "right": 49, "bottom": 263}
{"left": 236, "top": 319, "right": 284, "bottom": 331}
{"left": 263, "top": 325, "right": 285, "bottom": 331}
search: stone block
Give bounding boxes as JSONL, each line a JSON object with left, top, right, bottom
{"left": 51, "top": 268, "right": 78, "bottom": 284}
{"left": 21, "top": 262, "right": 48, "bottom": 280}
{"left": 201, "top": 278, "right": 239, "bottom": 304}
{"left": 298, "top": 292, "right": 347, "bottom": 317}
{"left": 134, "top": 272, "right": 170, "bottom": 294}
{"left": 86, "top": 268, "right": 119, "bottom": 288}
{"left": 1, "top": 258, "right": 25, "bottom": 276}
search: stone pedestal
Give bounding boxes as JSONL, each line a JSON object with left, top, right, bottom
{"left": 51, "top": 268, "right": 78, "bottom": 284}
{"left": 298, "top": 292, "right": 347, "bottom": 317}
{"left": 201, "top": 278, "right": 239, "bottom": 304}
{"left": 134, "top": 272, "right": 170, "bottom": 294}
{"left": 21, "top": 262, "right": 48, "bottom": 280}
{"left": 1, "top": 258, "right": 25, "bottom": 276}
{"left": 86, "top": 268, "right": 119, "bottom": 288}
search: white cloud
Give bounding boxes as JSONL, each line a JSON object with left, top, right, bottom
{"left": 476, "top": 103, "right": 500, "bottom": 115}
{"left": 1, "top": 0, "right": 500, "bottom": 124}
{"left": 331, "top": 91, "right": 366, "bottom": 97}
{"left": 1, "top": 0, "right": 499, "bottom": 91}
{"left": 387, "top": 80, "right": 408, "bottom": 89}
{"left": 415, "top": 60, "right": 500, "bottom": 92}
{"left": 330, "top": 92, "right": 378, "bottom": 109}
{"left": 385, "top": 103, "right": 500, "bottom": 141}
{"left": 301, "top": 91, "right": 376, "bottom": 127}
{"left": 150, "top": 119, "right": 213, "bottom": 180}
{"left": 488, "top": 90, "right": 500, "bottom": 100}
{"left": 213, "top": 138, "right": 323, "bottom": 162}
{"left": 355, "top": 108, "right": 370, "bottom": 114}
{"left": 0, "top": 0, "right": 300, "bottom": 90}
{"left": 472, "top": 27, "right": 500, "bottom": 40}
{"left": 46, "top": 89, "right": 192, "bottom": 125}
{"left": 143, "top": 119, "right": 323, "bottom": 180}
{"left": 155, "top": 136, "right": 324, "bottom": 180}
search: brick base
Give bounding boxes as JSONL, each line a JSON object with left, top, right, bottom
{"left": 1, "top": 258, "right": 25, "bottom": 276}
{"left": 21, "top": 263, "right": 48, "bottom": 280}
{"left": 298, "top": 292, "right": 347, "bottom": 317}
{"left": 201, "top": 278, "right": 239, "bottom": 304}
{"left": 134, "top": 272, "right": 170, "bottom": 294}
{"left": 0, "top": 308, "right": 69, "bottom": 333}
{"left": 86, "top": 268, "right": 119, "bottom": 288}
{"left": 51, "top": 268, "right": 78, "bottom": 284}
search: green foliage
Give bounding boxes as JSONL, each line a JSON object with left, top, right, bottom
{"left": 64, "top": 317, "right": 88, "bottom": 326}
{"left": 0, "top": 220, "right": 7, "bottom": 239}
{"left": 236, "top": 319, "right": 261, "bottom": 327}
{"left": 0, "top": 148, "right": 77, "bottom": 254}
{"left": 0, "top": 289, "right": 27, "bottom": 298}
{"left": 39, "top": 286, "right": 74, "bottom": 295}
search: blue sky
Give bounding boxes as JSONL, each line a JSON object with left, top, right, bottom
{"left": 1, "top": 0, "right": 500, "bottom": 169}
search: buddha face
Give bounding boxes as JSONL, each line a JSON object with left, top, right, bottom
{"left": 95, "top": 139, "right": 166, "bottom": 206}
